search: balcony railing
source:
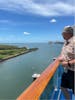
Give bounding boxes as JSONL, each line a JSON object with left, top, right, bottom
{"left": 17, "top": 59, "right": 60, "bottom": 100}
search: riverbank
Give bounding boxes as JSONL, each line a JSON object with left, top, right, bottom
{"left": 0, "top": 45, "right": 38, "bottom": 62}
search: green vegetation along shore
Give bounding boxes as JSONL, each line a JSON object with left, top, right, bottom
{"left": 0, "top": 45, "right": 38, "bottom": 62}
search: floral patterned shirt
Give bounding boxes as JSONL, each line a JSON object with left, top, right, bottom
{"left": 61, "top": 36, "right": 75, "bottom": 71}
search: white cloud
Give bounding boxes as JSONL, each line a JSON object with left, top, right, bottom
{"left": 24, "top": 32, "right": 30, "bottom": 35}
{"left": 0, "top": 0, "right": 75, "bottom": 16}
{"left": 50, "top": 19, "right": 56, "bottom": 23}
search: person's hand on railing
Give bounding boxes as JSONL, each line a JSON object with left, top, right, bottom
{"left": 61, "top": 61, "right": 69, "bottom": 66}
{"left": 57, "top": 55, "right": 64, "bottom": 62}
{"left": 57, "top": 55, "right": 69, "bottom": 66}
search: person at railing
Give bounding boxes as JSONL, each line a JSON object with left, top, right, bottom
{"left": 58, "top": 26, "right": 75, "bottom": 100}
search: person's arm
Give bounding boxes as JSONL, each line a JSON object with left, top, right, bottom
{"left": 68, "top": 59, "right": 75, "bottom": 64}
{"left": 61, "top": 61, "right": 68, "bottom": 66}
{"left": 59, "top": 59, "right": 75, "bottom": 66}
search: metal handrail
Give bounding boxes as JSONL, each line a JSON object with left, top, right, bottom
{"left": 17, "top": 59, "right": 60, "bottom": 100}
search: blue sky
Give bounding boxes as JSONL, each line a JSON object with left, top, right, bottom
{"left": 0, "top": 0, "right": 74, "bottom": 43}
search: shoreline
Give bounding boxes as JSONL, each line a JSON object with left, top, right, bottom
{"left": 0, "top": 48, "right": 38, "bottom": 62}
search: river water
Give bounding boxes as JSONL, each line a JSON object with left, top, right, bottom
{"left": 0, "top": 43, "right": 62, "bottom": 99}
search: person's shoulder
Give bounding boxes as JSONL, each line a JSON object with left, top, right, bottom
{"left": 70, "top": 36, "right": 75, "bottom": 44}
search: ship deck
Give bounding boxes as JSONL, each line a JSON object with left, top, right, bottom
{"left": 51, "top": 88, "right": 73, "bottom": 100}
{"left": 50, "top": 65, "right": 73, "bottom": 100}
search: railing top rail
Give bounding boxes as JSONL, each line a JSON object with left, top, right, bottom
{"left": 17, "top": 59, "right": 60, "bottom": 100}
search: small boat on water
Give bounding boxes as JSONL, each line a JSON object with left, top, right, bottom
{"left": 32, "top": 73, "right": 40, "bottom": 80}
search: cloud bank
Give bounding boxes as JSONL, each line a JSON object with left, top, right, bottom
{"left": 0, "top": 0, "right": 74, "bottom": 16}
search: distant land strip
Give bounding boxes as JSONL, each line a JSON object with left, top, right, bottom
{"left": 0, "top": 45, "right": 38, "bottom": 62}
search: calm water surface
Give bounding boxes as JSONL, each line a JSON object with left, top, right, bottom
{"left": 0, "top": 43, "right": 62, "bottom": 99}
